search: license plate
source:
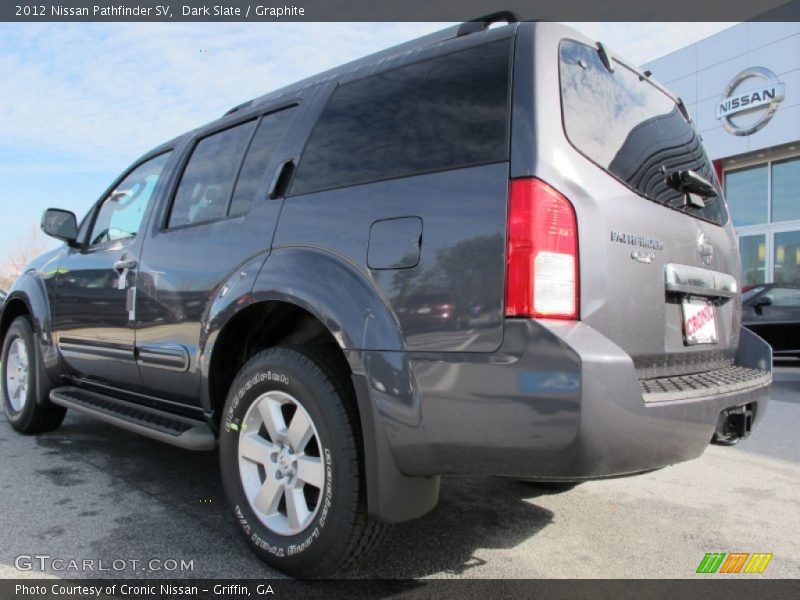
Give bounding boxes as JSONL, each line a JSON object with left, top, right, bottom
{"left": 682, "top": 298, "right": 717, "bottom": 345}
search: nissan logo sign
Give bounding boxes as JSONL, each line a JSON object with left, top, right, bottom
{"left": 716, "top": 67, "right": 785, "bottom": 136}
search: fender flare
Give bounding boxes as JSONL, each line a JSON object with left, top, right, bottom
{"left": 198, "top": 246, "right": 404, "bottom": 396}
{"left": 1, "top": 271, "right": 60, "bottom": 403}
{"left": 200, "top": 247, "right": 438, "bottom": 522}
{"left": 250, "top": 246, "right": 405, "bottom": 353}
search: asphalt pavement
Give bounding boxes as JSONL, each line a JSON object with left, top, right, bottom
{"left": 0, "top": 361, "right": 798, "bottom": 579}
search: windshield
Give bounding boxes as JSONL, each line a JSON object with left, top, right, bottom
{"left": 559, "top": 39, "right": 728, "bottom": 226}
{"left": 742, "top": 286, "right": 766, "bottom": 302}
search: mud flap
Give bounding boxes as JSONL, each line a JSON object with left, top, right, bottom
{"left": 351, "top": 373, "right": 440, "bottom": 523}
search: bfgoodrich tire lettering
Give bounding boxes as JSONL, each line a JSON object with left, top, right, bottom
{"left": 1, "top": 316, "right": 66, "bottom": 434}
{"left": 219, "top": 346, "right": 387, "bottom": 577}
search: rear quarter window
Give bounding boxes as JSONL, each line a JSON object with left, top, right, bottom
{"left": 559, "top": 39, "right": 728, "bottom": 226}
{"left": 291, "top": 39, "right": 512, "bottom": 195}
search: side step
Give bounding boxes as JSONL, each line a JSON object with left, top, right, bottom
{"left": 50, "top": 386, "right": 216, "bottom": 451}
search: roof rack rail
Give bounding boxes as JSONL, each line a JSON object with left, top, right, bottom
{"left": 456, "top": 11, "right": 519, "bottom": 37}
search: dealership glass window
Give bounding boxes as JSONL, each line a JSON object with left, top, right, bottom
{"left": 739, "top": 234, "right": 766, "bottom": 287}
{"left": 771, "top": 157, "right": 800, "bottom": 223}
{"left": 773, "top": 230, "right": 800, "bottom": 286}
{"left": 725, "top": 165, "right": 768, "bottom": 227}
{"left": 724, "top": 155, "right": 800, "bottom": 287}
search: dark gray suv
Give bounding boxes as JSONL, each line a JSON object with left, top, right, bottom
{"left": 0, "top": 17, "right": 772, "bottom": 577}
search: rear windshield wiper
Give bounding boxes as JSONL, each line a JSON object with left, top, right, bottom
{"left": 665, "top": 169, "right": 717, "bottom": 208}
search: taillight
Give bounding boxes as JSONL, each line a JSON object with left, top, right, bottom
{"left": 505, "top": 178, "right": 579, "bottom": 320}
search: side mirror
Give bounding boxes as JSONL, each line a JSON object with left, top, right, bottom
{"left": 41, "top": 208, "right": 79, "bottom": 246}
{"left": 754, "top": 296, "right": 772, "bottom": 314}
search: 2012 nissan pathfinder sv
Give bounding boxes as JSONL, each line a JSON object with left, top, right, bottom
{"left": 1, "top": 16, "right": 772, "bottom": 577}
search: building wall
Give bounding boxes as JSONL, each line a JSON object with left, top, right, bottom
{"left": 644, "top": 23, "right": 800, "bottom": 290}
{"left": 642, "top": 22, "right": 800, "bottom": 160}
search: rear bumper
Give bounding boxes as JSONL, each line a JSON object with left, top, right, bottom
{"left": 362, "top": 322, "right": 771, "bottom": 480}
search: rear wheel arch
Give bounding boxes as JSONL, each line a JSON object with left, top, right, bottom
{"left": 204, "top": 299, "right": 356, "bottom": 426}
{"left": 202, "top": 246, "right": 406, "bottom": 420}
{"left": 205, "top": 297, "right": 440, "bottom": 525}
{"left": 251, "top": 247, "right": 405, "bottom": 351}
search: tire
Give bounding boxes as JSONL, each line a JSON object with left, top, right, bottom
{"left": 219, "top": 345, "right": 387, "bottom": 577}
{"left": 1, "top": 316, "right": 66, "bottom": 434}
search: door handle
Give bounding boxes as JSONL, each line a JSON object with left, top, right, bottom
{"left": 268, "top": 159, "right": 295, "bottom": 199}
{"left": 114, "top": 259, "right": 138, "bottom": 271}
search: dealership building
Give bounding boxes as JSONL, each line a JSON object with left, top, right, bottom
{"left": 642, "top": 22, "right": 800, "bottom": 287}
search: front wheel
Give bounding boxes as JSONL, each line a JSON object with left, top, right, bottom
{"left": 219, "top": 346, "right": 387, "bottom": 577}
{"left": 1, "top": 316, "right": 65, "bottom": 434}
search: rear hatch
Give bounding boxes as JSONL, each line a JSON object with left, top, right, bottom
{"left": 545, "top": 33, "right": 742, "bottom": 379}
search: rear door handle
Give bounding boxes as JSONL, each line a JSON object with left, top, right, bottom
{"left": 114, "top": 259, "right": 138, "bottom": 271}
{"left": 268, "top": 159, "right": 295, "bottom": 199}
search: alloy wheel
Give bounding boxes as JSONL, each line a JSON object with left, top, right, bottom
{"left": 5, "top": 337, "right": 29, "bottom": 412}
{"left": 237, "top": 390, "right": 326, "bottom": 536}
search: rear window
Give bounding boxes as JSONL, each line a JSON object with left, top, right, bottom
{"left": 291, "top": 39, "right": 511, "bottom": 195}
{"left": 559, "top": 40, "right": 728, "bottom": 226}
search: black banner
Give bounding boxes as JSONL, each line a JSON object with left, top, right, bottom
{"left": 3, "top": 579, "right": 800, "bottom": 600}
{"left": 2, "top": 0, "right": 800, "bottom": 22}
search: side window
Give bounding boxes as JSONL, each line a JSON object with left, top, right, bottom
{"left": 764, "top": 288, "right": 800, "bottom": 308}
{"left": 229, "top": 107, "right": 298, "bottom": 216}
{"left": 168, "top": 120, "right": 256, "bottom": 228}
{"left": 89, "top": 152, "right": 171, "bottom": 246}
{"left": 291, "top": 39, "right": 511, "bottom": 195}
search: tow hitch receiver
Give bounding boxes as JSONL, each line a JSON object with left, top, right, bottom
{"left": 712, "top": 404, "right": 754, "bottom": 446}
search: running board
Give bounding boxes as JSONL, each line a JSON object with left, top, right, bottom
{"left": 49, "top": 386, "right": 215, "bottom": 451}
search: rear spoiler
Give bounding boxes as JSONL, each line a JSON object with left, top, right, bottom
{"left": 457, "top": 11, "right": 519, "bottom": 37}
